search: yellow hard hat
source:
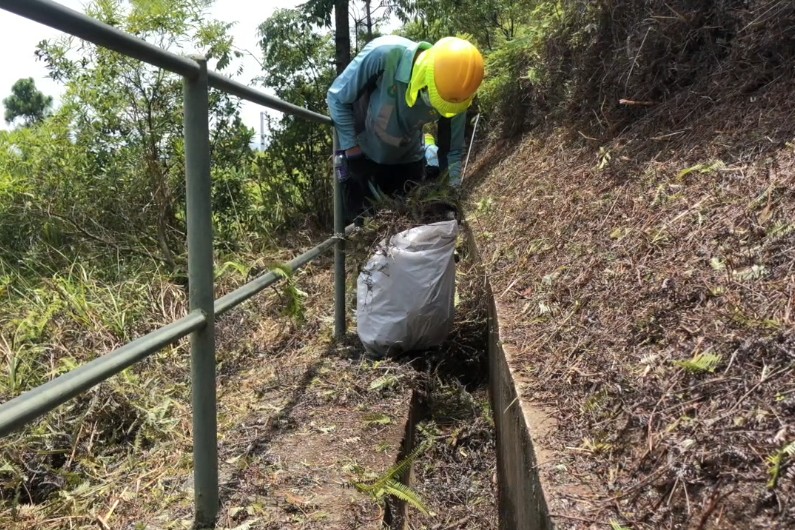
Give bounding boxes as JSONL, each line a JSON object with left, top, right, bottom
{"left": 406, "top": 37, "right": 484, "bottom": 118}
{"left": 424, "top": 133, "right": 435, "bottom": 146}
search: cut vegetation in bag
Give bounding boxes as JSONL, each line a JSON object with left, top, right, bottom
{"left": 357, "top": 220, "right": 458, "bottom": 357}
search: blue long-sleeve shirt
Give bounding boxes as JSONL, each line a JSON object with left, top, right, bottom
{"left": 327, "top": 35, "right": 466, "bottom": 183}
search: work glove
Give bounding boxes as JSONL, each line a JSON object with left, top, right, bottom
{"left": 345, "top": 152, "right": 369, "bottom": 183}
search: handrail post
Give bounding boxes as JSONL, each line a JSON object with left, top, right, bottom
{"left": 333, "top": 130, "right": 346, "bottom": 339}
{"left": 184, "top": 55, "right": 218, "bottom": 528}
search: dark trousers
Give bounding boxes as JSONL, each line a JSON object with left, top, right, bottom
{"left": 343, "top": 158, "right": 425, "bottom": 224}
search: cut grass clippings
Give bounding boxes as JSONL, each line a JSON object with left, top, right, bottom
{"left": 465, "top": 78, "right": 795, "bottom": 527}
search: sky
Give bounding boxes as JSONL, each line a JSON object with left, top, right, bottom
{"left": 0, "top": 0, "right": 305, "bottom": 135}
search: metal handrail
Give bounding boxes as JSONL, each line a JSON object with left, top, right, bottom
{"left": 0, "top": 0, "right": 333, "bottom": 125}
{"left": 0, "top": 1, "right": 347, "bottom": 527}
{"left": 207, "top": 72, "right": 332, "bottom": 126}
{"left": 216, "top": 225, "right": 354, "bottom": 316}
{"left": 0, "top": 311, "right": 207, "bottom": 437}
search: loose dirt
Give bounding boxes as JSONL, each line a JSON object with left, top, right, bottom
{"left": 465, "top": 74, "right": 795, "bottom": 528}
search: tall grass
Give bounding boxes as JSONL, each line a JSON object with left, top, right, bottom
{"left": 0, "top": 259, "right": 195, "bottom": 522}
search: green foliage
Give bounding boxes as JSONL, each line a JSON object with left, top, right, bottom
{"left": 674, "top": 352, "right": 722, "bottom": 374}
{"left": 3, "top": 78, "right": 53, "bottom": 126}
{"left": 8, "top": 0, "right": 256, "bottom": 269}
{"left": 475, "top": 1, "right": 572, "bottom": 136}
{"left": 0, "top": 3, "right": 266, "bottom": 514}
{"left": 766, "top": 441, "right": 795, "bottom": 490}
{"left": 354, "top": 440, "right": 431, "bottom": 515}
{"left": 399, "top": 17, "right": 449, "bottom": 45}
{"left": 0, "top": 263, "right": 157, "bottom": 392}
{"left": 394, "top": 1, "right": 584, "bottom": 136}
{"left": 215, "top": 259, "right": 251, "bottom": 280}
{"left": 395, "top": 0, "right": 533, "bottom": 50}
{"left": 257, "top": 9, "right": 336, "bottom": 229}
{"left": 272, "top": 263, "right": 308, "bottom": 324}
{"left": 300, "top": 0, "right": 336, "bottom": 26}
{"left": 0, "top": 258, "right": 191, "bottom": 510}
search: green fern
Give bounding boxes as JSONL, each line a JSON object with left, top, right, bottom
{"left": 272, "top": 263, "right": 307, "bottom": 324}
{"left": 368, "top": 440, "right": 425, "bottom": 491}
{"left": 766, "top": 441, "right": 795, "bottom": 490}
{"left": 676, "top": 160, "right": 724, "bottom": 181}
{"left": 215, "top": 260, "right": 251, "bottom": 280}
{"left": 382, "top": 480, "right": 430, "bottom": 515}
{"left": 354, "top": 440, "right": 431, "bottom": 515}
{"left": 674, "top": 352, "right": 721, "bottom": 374}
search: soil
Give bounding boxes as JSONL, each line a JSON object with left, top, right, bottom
{"left": 0, "top": 221, "right": 497, "bottom": 530}
{"left": 214, "top": 341, "right": 416, "bottom": 530}
{"left": 142, "top": 217, "right": 497, "bottom": 530}
{"left": 396, "top": 238, "right": 498, "bottom": 530}
{"left": 464, "top": 71, "right": 795, "bottom": 528}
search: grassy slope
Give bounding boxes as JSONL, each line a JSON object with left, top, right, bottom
{"left": 0, "top": 242, "right": 348, "bottom": 528}
{"left": 466, "top": 71, "right": 795, "bottom": 528}
{"left": 0, "top": 215, "right": 499, "bottom": 529}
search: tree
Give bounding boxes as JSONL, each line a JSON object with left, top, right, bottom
{"left": 301, "top": 0, "right": 351, "bottom": 74}
{"left": 335, "top": 0, "right": 351, "bottom": 73}
{"left": 393, "top": 0, "right": 534, "bottom": 51}
{"left": 258, "top": 9, "right": 336, "bottom": 227}
{"left": 3, "top": 0, "right": 255, "bottom": 267}
{"left": 350, "top": 0, "right": 391, "bottom": 50}
{"left": 3, "top": 78, "right": 53, "bottom": 126}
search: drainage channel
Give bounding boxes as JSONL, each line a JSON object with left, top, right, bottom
{"left": 380, "top": 234, "right": 499, "bottom": 529}
{"left": 385, "top": 378, "right": 497, "bottom": 529}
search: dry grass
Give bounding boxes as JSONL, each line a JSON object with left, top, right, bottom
{"left": 466, "top": 68, "right": 795, "bottom": 528}
{"left": 0, "top": 212, "right": 499, "bottom": 530}
{"left": 0, "top": 242, "right": 356, "bottom": 529}
{"left": 489, "top": 1, "right": 795, "bottom": 142}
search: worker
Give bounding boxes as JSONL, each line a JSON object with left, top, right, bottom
{"left": 423, "top": 132, "right": 440, "bottom": 181}
{"left": 327, "top": 35, "right": 484, "bottom": 223}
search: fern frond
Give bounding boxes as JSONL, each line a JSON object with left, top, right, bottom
{"left": 674, "top": 352, "right": 721, "bottom": 374}
{"left": 272, "top": 263, "right": 293, "bottom": 279}
{"left": 354, "top": 440, "right": 433, "bottom": 519}
{"left": 382, "top": 479, "right": 430, "bottom": 515}
{"left": 215, "top": 260, "right": 251, "bottom": 279}
{"left": 767, "top": 440, "right": 795, "bottom": 490}
{"left": 370, "top": 440, "right": 430, "bottom": 492}
{"left": 271, "top": 262, "right": 306, "bottom": 323}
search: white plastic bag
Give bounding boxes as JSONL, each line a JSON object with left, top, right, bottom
{"left": 357, "top": 220, "right": 458, "bottom": 356}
